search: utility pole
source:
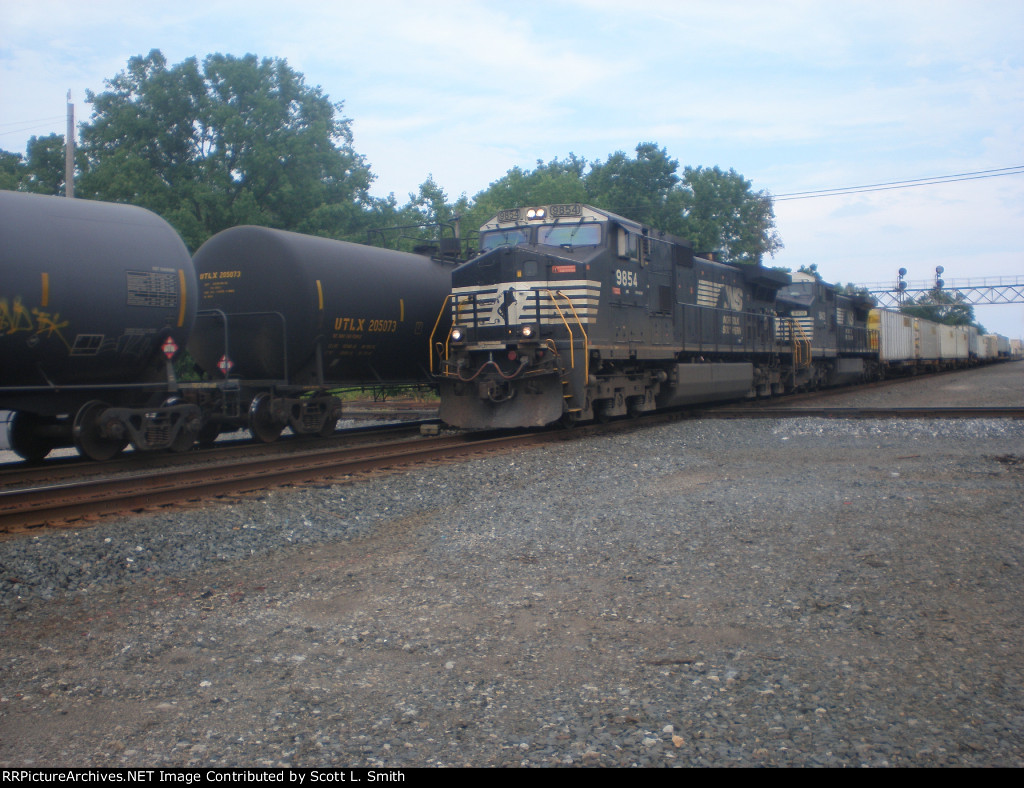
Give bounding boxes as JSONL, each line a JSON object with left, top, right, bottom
{"left": 65, "top": 90, "right": 74, "bottom": 198}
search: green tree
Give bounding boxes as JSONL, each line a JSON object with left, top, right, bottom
{"left": 0, "top": 150, "right": 23, "bottom": 191}
{"left": 0, "top": 135, "right": 68, "bottom": 195}
{"left": 678, "top": 165, "right": 783, "bottom": 264}
{"left": 461, "top": 155, "right": 589, "bottom": 241}
{"left": 22, "top": 134, "right": 68, "bottom": 195}
{"left": 584, "top": 143, "right": 684, "bottom": 231}
{"left": 78, "top": 49, "right": 373, "bottom": 249}
{"left": 900, "top": 288, "right": 977, "bottom": 327}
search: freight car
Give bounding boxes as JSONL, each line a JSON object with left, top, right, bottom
{"left": 433, "top": 203, "right": 1013, "bottom": 430}
{"left": 1, "top": 193, "right": 454, "bottom": 461}
{"left": 187, "top": 226, "right": 453, "bottom": 443}
{"left": 0, "top": 191, "right": 199, "bottom": 461}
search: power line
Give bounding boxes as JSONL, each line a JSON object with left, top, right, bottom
{"left": 774, "top": 166, "right": 1024, "bottom": 201}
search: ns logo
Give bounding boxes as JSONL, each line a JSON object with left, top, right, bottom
{"left": 720, "top": 285, "right": 744, "bottom": 312}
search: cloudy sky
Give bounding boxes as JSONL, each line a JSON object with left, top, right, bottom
{"left": 2, "top": 0, "right": 1022, "bottom": 336}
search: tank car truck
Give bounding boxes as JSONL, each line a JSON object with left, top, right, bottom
{"left": 433, "top": 203, "right": 791, "bottom": 429}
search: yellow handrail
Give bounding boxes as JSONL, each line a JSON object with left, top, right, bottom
{"left": 783, "top": 317, "right": 812, "bottom": 369}
{"left": 544, "top": 289, "right": 590, "bottom": 383}
{"left": 428, "top": 294, "right": 455, "bottom": 374}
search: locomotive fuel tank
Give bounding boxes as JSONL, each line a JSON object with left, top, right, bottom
{"left": 0, "top": 191, "right": 196, "bottom": 393}
{"left": 189, "top": 226, "right": 452, "bottom": 386}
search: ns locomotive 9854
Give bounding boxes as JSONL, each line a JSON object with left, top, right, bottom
{"left": 433, "top": 203, "right": 796, "bottom": 429}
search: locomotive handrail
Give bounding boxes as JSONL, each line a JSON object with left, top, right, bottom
{"left": 544, "top": 289, "right": 590, "bottom": 384}
{"left": 428, "top": 294, "right": 456, "bottom": 374}
{"left": 779, "top": 317, "right": 812, "bottom": 369}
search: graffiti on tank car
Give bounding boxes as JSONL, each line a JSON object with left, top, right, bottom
{"left": 1, "top": 296, "right": 72, "bottom": 349}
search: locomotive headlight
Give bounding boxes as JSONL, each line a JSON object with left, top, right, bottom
{"left": 519, "top": 324, "right": 537, "bottom": 340}
{"left": 525, "top": 207, "right": 547, "bottom": 220}
{"left": 450, "top": 327, "right": 465, "bottom": 343}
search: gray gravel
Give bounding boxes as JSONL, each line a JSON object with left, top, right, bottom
{"left": 1, "top": 363, "right": 1022, "bottom": 767}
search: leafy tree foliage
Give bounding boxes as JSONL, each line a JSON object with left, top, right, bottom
{"left": 462, "top": 144, "right": 782, "bottom": 265}
{"left": 77, "top": 49, "right": 373, "bottom": 249}
{"left": 0, "top": 150, "right": 22, "bottom": 191}
{"left": 677, "top": 165, "right": 783, "bottom": 264}
{"left": 461, "top": 156, "right": 589, "bottom": 241}
{"left": 584, "top": 143, "right": 685, "bottom": 232}
{"left": 0, "top": 134, "right": 68, "bottom": 195}
{"left": 900, "top": 288, "right": 978, "bottom": 327}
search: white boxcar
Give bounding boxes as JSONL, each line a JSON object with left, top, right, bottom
{"left": 938, "top": 324, "right": 968, "bottom": 362}
{"left": 916, "top": 318, "right": 940, "bottom": 362}
{"left": 870, "top": 309, "right": 916, "bottom": 364}
{"left": 967, "top": 326, "right": 984, "bottom": 359}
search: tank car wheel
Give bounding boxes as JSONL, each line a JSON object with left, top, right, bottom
{"left": 169, "top": 428, "right": 196, "bottom": 453}
{"left": 7, "top": 411, "right": 56, "bottom": 463}
{"left": 249, "top": 394, "right": 284, "bottom": 443}
{"left": 319, "top": 416, "right": 339, "bottom": 437}
{"left": 73, "top": 401, "right": 127, "bottom": 461}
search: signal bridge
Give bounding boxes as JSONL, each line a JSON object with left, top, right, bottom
{"left": 854, "top": 275, "right": 1024, "bottom": 309}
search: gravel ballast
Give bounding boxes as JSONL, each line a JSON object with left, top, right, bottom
{"left": 1, "top": 363, "right": 1022, "bottom": 767}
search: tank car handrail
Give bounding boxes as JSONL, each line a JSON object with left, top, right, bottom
{"left": 194, "top": 309, "right": 290, "bottom": 385}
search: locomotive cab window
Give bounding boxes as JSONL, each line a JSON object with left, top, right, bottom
{"left": 617, "top": 227, "right": 641, "bottom": 262}
{"left": 481, "top": 228, "right": 530, "bottom": 251}
{"left": 537, "top": 223, "right": 602, "bottom": 249}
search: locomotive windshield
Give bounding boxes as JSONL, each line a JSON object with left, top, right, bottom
{"left": 538, "top": 223, "right": 602, "bottom": 248}
{"left": 480, "top": 228, "right": 530, "bottom": 250}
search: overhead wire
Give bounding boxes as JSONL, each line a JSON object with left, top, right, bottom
{"left": 773, "top": 166, "right": 1024, "bottom": 201}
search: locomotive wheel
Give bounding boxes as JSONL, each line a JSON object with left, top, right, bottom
{"left": 7, "top": 411, "right": 55, "bottom": 463}
{"left": 73, "top": 401, "right": 127, "bottom": 461}
{"left": 249, "top": 394, "right": 283, "bottom": 443}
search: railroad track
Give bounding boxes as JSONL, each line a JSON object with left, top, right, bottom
{"left": 696, "top": 406, "right": 1024, "bottom": 419}
{"left": 0, "top": 428, "right": 570, "bottom": 534}
{"left": 0, "top": 420, "right": 431, "bottom": 490}
{"left": 3, "top": 404, "right": 1019, "bottom": 534}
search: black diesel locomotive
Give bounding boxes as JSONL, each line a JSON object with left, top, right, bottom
{"left": 1, "top": 192, "right": 453, "bottom": 461}
{"left": 434, "top": 204, "right": 876, "bottom": 429}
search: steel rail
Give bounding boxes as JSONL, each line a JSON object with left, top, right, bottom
{"left": 694, "top": 406, "right": 1024, "bottom": 419}
{"left": 0, "top": 430, "right": 560, "bottom": 533}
